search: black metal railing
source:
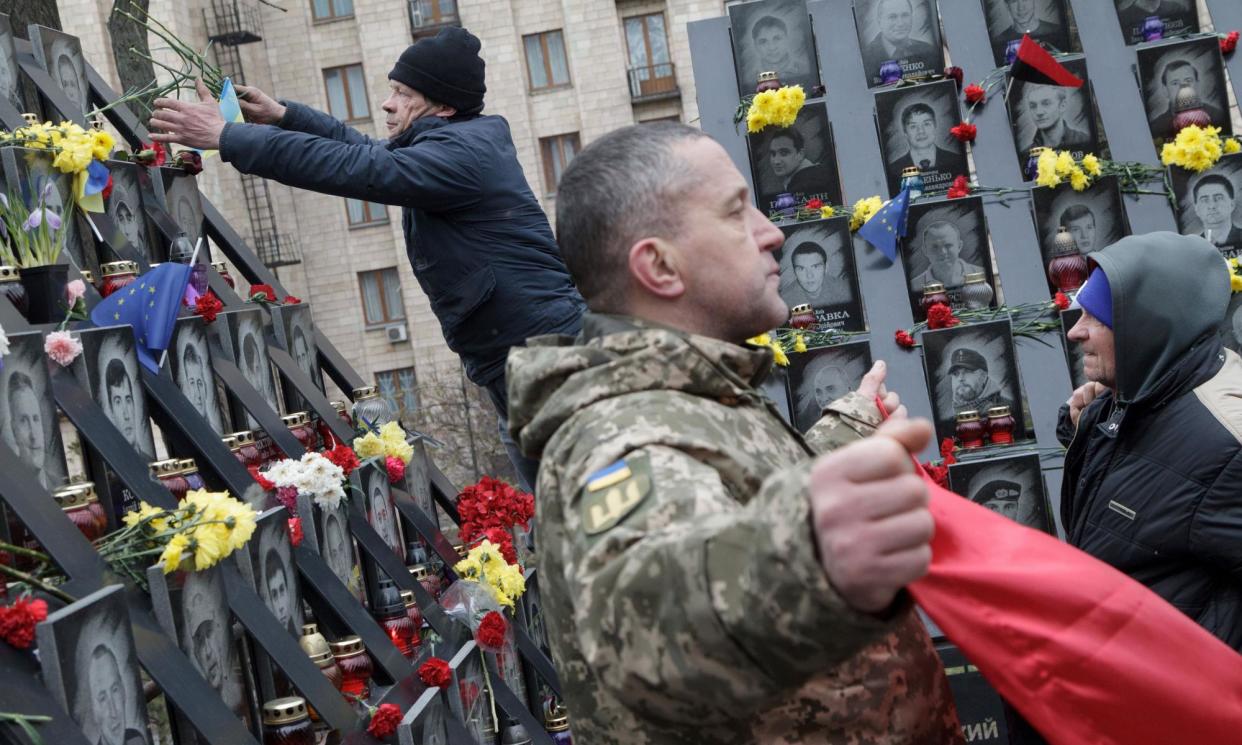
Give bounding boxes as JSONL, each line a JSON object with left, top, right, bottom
{"left": 253, "top": 230, "right": 300, "bottom": 268}
{"left": 628, "top": 62, "right": 679, "bottom": 101}
{"left": 408, "top": 0, "right": 460, "bottom": 38}
{"left": 206, "top": 0, "right": 263, "bottom": 45}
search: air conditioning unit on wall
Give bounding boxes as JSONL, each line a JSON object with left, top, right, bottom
{"left": 385, "top": 324, "right": 409, "bottom": 344}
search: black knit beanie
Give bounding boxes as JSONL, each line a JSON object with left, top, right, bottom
{"left": 389, "top": 27, "right": 486, "bottom": 115}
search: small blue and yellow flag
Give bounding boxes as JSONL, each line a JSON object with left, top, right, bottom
{"left": 73, "top": 159, "right": 110, "bottom": 214}
{"left": 218, "top": 78, "right": 245, "bottom": 124}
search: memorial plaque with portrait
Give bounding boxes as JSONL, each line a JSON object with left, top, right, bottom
{"left": 901, "top": 196, "right": 997, "bottom": 320}
{"left": 748, "top": 103, "right": 842, "bottom": 213}
{"left": 76, "top": 326, "right": 157, "bottom": 461}
{"left": 1061, "top": 308, "right": 1088, "bottom": 388}
{"left": 105, "top": 161, "right": 159, "bottom": 263}
{"left": 1114, "top": 0, "right": 1198, "bottom": 47}
{"left": 0, "top": 14, "right": 26, "bottom": 117}
{"left": 447, "top": 643, "right": 495, "bottom": 745}
{"left": 787, "top": 341, "right": 872, "bottom": 433}
{"left": 982, "top": 0, "right": 1073, "bottom": 67}
{"left": 777, "top": 217, "right": 863, "bottom": 330}
{"left": 36, "top": 585, "right": 152, "bottom": 745}
{"left": 298, "top": 489, "right": 365, "bottom": 603}
{"left": 948, "top": 452, "right": 1055, "bottom": 534}
{"left": 6, "top": 147, "right": 99, "bottom": 277}
{"left": 399, "top": 688, "right": 450, "bottom": 745}
{"left": 148, "top": 558, "right": 256, "bottom": 744}
{"left": 1136, "top": 36, "right": 1230, "bottom": 148}
{"left": 1170, "top": 153, "right": 1242, "bottom": 257}
{"left": 169, "top": 316, "right": 229, "bottom": 436}
{"left": 729, "top": 0, "right": 820, "bottom": 98}
{"left": 243, "top": 507, "right": 304, "bottom": 639}
{"left": 875, "top": 80, "right": 968, "bottom": 197}
{"left": 271, "top": 303, "right": 322, "bottom": 414}
{"left": 362, "top": 457, "right": 404, "bottom": 562}
{"left": 518, "top": 571, "right": 559, "bottom": 723}
{"left": 27, "top": 25, "right": 89, "bottom": 119}
{"left": 0, "top": 330, "right": 68, "bottom": 490}
{"left": 217, "top": 307, "right": 282, "bottom": 429}
{"left": 1031, "top": 176, "right": 1129, "bottom": 292}
{"left": 855, "top": 0, "right": 945, "bottom": 88}
{"left": 1007, "top": 57, "right": 1102, "bottom": 163}
{"left": 921, "top": 319, "right": 1028, "bottom": 443}
{"left": 1219, "top": 293, "right": 1242, "bottom": 356}
{"left": 162, "top": 170, "right": 204, "bottom": 250}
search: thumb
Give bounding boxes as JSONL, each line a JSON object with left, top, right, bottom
{"left": 196, "top": 78, "right": 214, "bottom": 103}
{"left": 875, "top": 417, "right": 933, "bottom": 457}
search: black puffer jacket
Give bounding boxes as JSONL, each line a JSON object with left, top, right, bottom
{"left": 1058, "top": 232, "right": 1242, "bottom": 651}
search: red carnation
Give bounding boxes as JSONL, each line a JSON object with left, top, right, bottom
{"left": 456, "top": 477, "right": 535, "bottom": 537}
{"left": 386, "top": 455, "right": 406, "bottom": 484}
{"left": 418, "top": 657, "right": 452, "bottom": 688}
{"left": 284, "top": 295, "right": 301, "bottom": 305}
{"left": 926, "top": 302, "right": 960, "bottom": 329}
{"left": 944, "top": 66, "right": 963, "bottom": 87}
{"left": 922, "top": 461, "right": 949, "bottom": 488}
{"left": 325, "top": 444, "right": 360, "bottom": 476}
{"left": 152, "top": 141, "right": 168, "bottom": 166}
{"left": 964, "top": 84, "right": 986, "bottom": 105}
{"left": 939, "top": 438, "right": 958, "bottom": 465}
{"left": 101, "top": 173, "right": 114, "bottom": 201}
{"left": 288, "top": 517, "right": 304, "bottom": 547}
{"left": 249, "top": 284, "right": 277, "bottom": 303}
{"left": 0, "top": 595, "right": 48, "bottom": 649}
{"left": 175, "top": 150, "right": 204, "bottom": 175}
{"left": 895, "top": 329, "right": 916, "bottom": 348}
{"left": 1054, "top": 291, "right": 1071, "bottom": 310}
{"left": 193, "top": 291, "right": 223, "bottom": 323}
{"left": 475, "top": 611, "right": 507, "bottom": 650}
{"left": 950, "top": 122, "right": 977, "bottom": 143}
{"left": 1221, "top": 30, "right": 1239, "bottom": 55}
{"left": 947, "top": 175, "right": 971, "bottom": 199}
{"left": 276, "top": 485, "right": 299, "bottom": 516}
{"left": 367, "top": 703, "right": 402, "bottom": 739}
{"left": 804, "top": 198, "right": 824, "bottom": 210}
{"left": 248, "top": 465, "right": 275, "bottom": 491}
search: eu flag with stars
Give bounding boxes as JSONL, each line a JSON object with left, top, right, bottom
{"left": 89, "top": 263, "right": 192, "bottom": 373}
{"left": 857, "top": 188, "right": 911, "bottom": 263}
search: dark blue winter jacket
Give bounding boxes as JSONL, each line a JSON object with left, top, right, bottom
{"left": 218, "top": 102, "right": 585, "bottom": 386}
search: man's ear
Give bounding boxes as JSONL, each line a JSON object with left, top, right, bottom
{"left": 628, "top": 237, "right": 684, "bottom": 300}
{"left": 434, "top": 104, "right": 457, "bottom": 119}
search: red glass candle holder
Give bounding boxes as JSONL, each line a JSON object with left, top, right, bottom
{"left": 318, "top": 401, "right": 351, "bottom": 450}
{"left": 54, "top": 482, "right": 105, "bottom": 542}
{"left": 100, "top": 260, "right": 138, "bottom": 298}
{"left": 401, "top": 590, "right": 423, "bottom": 651}
{"left": 227, "top": 431, "right": 265, "bottom": 470}
{"left": 788, "top": 303, "right": 816, "bottom": 330}
{"left": 261, "top": 697, "right": 314, "bottom": 745}
{"left": 920, "top": 283, "right": 951, "bottom": 314}
{"left": 986, "top": 406, "right": 1016, "bottom": 446}
{"left": 282, "top": 412, "right": 319, "bottom": 453}
{"left": 151, "top": 458, "right": 190, "bottom": 501}
{"left": 178, "top": 459, "right": 205, "bottom": 491}
{"left": 373, "top": 579, "right": 415, "bottom": 658}
{"left": 955, "top": 410, "right": 986, "bottom": 449}
{"left": 409, "top": 563, "right": 441, "bottom": 602}
{"left": 330, "top": 637, "right": 372, "bottom": 699}
{"left": 755, "top": 71, "right": 781, "bottom": 94}
{"left": 1047, "top": 228, "right": 1089, "bottom": 293}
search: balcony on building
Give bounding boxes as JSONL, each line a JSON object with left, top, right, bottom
{"left": 409, "top": 0, "right": 460, "bottom": 39}
{"left": 254, "top": 231, "right": 300, "bottom": 269}
{"left": 206, "top": 0, "right": 263, "bottom": 45}
{"left": 628, "top": 62, "right": 679, "bottom": 103}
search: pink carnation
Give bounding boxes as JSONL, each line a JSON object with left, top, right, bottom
{"left": 44, "top": 331, "right": 82, "bottom": 366}
{"left": 65, "top": 279, "right": 86, "bottom": 304}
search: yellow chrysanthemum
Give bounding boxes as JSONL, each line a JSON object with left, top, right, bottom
{"left": 745, "top": 85, "right": 805, "bottom": 133}
{"left": 746, "top": 333, "right": 772, "bottom": 347}
{"left": 353, "top": 431, "right": 385, "bottom": 459}
{"left": 123, "top": 502, "right": 169, "bottom": 533}
{"left": 159, "top": 533, "right": 190, "bottom": 574}
{"left": 1081, "top": 154, "right": 1102, "bottom": 176}
{"left": 1054, "top": 151, "right": 1076, "bottom": 176}
{"left": 90, "top": 130, "right": 115, "bottom": 160}
{"left": 1226, "top": 138, "right": 1241, "bottom": 155}
{"left": 191, "top": 523, "right": 230, "bottom": 570}
{"left": 1232, "top": 274, "right": 1242, "bottom": 292}
{"left": 1162, "top": 125, "right": 1227, "bottom": 172}
{"left": 819, "top": 205, "right": 835, "bottom": 219}
{"left": 770, "top": 341, "right": 789, "bottom": 366}
{"left": 1069, "top": 167, "right": 1089, "bottom": 192}
{"left": 1035, "top": 149, "right": 1061, "bottom": 187}
{"left": 849, "top": 196, "right": 884, "bottom": 231}
{"left": 794, "top": 334, "right": 807, "bottom": 353}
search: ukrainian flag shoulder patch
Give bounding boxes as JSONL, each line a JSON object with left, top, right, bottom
{"left": 580, "top": 454, "right": 653, "bottom": 536}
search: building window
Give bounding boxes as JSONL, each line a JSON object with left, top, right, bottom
{"left": 410, "top": 0, "right": 458, "bottom": 30}
{"left": 523, "top": 30, "right": 571, "bottom": 91}
{"left": 624, "top": 13, "right": 677, "bottom": 99}
{"left": 540, "top": 133, "right": 580, "bottom": 195}
{"left": 376, "top": 367, "right": 419, "bottom": 424}
{"left": 346, "top": 198, "right": 388, "bottom": 226}
{"left": 311, "top": 0, "right": 353, "bottom": 20}
{"left": 323, "top": 64, "right": 370, "bottom": 122}
{"left": 359, "top": 268, "right": 405, "bottom": 325}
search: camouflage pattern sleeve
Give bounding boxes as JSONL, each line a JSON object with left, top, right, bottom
{"left": 803, "top": 391, "right": 884, "bottom": 454}
{"left": 560, "top": 443, "right": 897, "bottom": 725}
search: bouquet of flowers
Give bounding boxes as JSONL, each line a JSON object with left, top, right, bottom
{"left": 261, "top": 451, "right": 348, "bottom": 515}
{"left": 353, "top": 420, "right": 413, "bottom": 466}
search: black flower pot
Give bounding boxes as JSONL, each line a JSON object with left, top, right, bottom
{"left": 19, "top": 264, "right": 69, "bottom": 325}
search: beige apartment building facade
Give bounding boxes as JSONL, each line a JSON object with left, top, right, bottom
{"left": 53, "top": 0, "right": 728, "bottom": 479}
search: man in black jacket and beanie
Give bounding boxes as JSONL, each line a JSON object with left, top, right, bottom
{"left": 1059, "top": 232, "right": 1242, "bottom": 651}
{"left": 146, "top": 28, "right": 585, "bottom": 491}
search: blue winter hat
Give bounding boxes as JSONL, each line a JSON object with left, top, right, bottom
{"left": 1072, "top": 266, "right": 1112, "bottom": 329}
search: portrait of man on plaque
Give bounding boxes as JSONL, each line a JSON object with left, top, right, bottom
{"left": 1170, "top": 153, "right": 1242, "bottom": 257}
{"left": 876, "top": 80, "right": 968, "bottom": 197}
{"left": 36, "top": 585, "right": 151, "bottom": 745}
{"left": 248, "top": 508, "right": 303, "bottom": 638}
{"left": 164, "top": 565, "right": 248, "bottom": 723}
{"left": 29, "top": 27, "right": 89, "bottom": 119}
{"left": 1031, "top": 175, "right": 1129, "bottom": 293}
{"left": 1136, "top": 37, "right": 1229, "bottom": 147}
{"left": 0, "top": 15, "right": 25, "bottom": 114}
{"left": 982, "top": 0, "right": 1072, "bottom": 67}
{"left": 948, "top": 452, "right": 1055, "bottom": 534}
{"left": 787, "top": 341, "right": 872, "bottom": 433}
{"left": 1007, "top": 56, "right": 1100, "bottom": 161}
{"left": 317, "top": 499, "right": 364, "bottom": 601}
{"left": 776, "top": 217, "right": 863, "bottom": 331}
{"left": 363, "top": 459, "right": 403, "bottom": 560}
{"left": 855, "top": 0, "right": 945, "bottom": 88}
{"left": 748, "top": 103, "right": 842, "bottom": 214}
{"left": 229, "top": 309, "right": 280, "bottom": 428}
{"left": 0, "top": 331, "right": 68, "bottom": 489}
{"left": 1061, "top": 308, "right": 1088, "bottom": 388}
{"left": 273, "top": 304, "right": 322, "bottom": 414}
{"left": 79, "top": 327, "right": 156, "bottom": 460}
{"left": 105, "top": 164, "right": 154, "bottom": 261}
{"left": 1219, "top": 293, "right": 1242, "bottom": 356}
{"left": 1114, "top": 0, "right": 1198, "bottom": 46}
{"left": 169, "top": 317, "right": 227, "bottom": 435}
{"left": 921, "top": 319, "right": 1027, "bottom": 443}
{"left": 162, "top": 172, "right": 204, "bottom": 248}
{"left": 728, "top": 0, "right": 820, "bottom": 98}
{"left": 901, "top": 197, "right": 996, "bottom": 320}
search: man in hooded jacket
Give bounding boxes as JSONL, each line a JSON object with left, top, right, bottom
{"left": 1059, "top": 232, "right": 1242, "bottom": 651}
{"left": 145, "top": 27, "right": 585, "bottom": 490}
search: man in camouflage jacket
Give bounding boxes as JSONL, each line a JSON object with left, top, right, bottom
{"left": 508, "top": 123, "right": 961, "bottom": 744}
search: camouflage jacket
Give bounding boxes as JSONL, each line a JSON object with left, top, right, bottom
{"left": 507, "top": 314, "right": 961, "bottom": 745}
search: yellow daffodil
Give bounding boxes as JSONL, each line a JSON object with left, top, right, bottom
{"left": 1069, "top": 167, "right": 1089, "bottom": 192}
{"left": 159, "top": 533, "right": 190, "bottom": 574}
{"left": 1081, "top": 154, "right": 1102, "bottom": 176}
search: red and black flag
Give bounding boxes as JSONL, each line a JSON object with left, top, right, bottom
{"left": 1010, "top": 34, "right": 1083, "bottom": 87}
